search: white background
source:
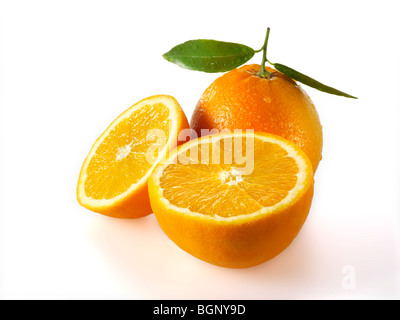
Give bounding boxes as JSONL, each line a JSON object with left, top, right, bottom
{"left": 1, "top": 0, "right": 399, "bottom": 299}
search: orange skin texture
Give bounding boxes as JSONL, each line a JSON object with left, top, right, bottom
{"left": 191, "top": 64, "right": 323, "bottom": 172}
{"left": 149, "top": 168, "right": 314, "bottom": 269}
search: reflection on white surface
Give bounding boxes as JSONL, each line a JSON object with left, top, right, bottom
{"left": 88, "top": 204, "right": 399, "bottom": 299}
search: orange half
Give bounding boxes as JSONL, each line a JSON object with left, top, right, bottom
{"left": 77, "top": 95, "right": 189, "bottom": 218}
{"left": 148, "top": 131, "right": 314, "bottom": 267}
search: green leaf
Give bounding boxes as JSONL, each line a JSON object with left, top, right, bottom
{"left": 273, "top": 63, "right": 357, "bottom": 99}
{"left": 163, "top": 40, "right": 255, "bottom": 73}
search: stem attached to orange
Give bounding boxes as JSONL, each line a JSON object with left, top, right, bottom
{"left": 258, "top": 28, "right": 272, "bottom": 79}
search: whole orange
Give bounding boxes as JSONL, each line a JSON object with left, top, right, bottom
{"left": 190, "top": 64, "right": 323, "bottom": 172}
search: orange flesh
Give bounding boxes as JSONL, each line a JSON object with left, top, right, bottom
{"left": 159, "top": 136, "right": 299, "bottom": 217}
{"left": 85, "top": 103, "right": 170, "bottom": 199}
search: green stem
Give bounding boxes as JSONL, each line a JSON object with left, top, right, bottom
{"left": 258, "top": 28, "right": 271, "bottom": 78}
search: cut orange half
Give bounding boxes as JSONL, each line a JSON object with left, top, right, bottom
{"left": 148, "top": 131, "right": 314, "bottom": 268}
{"left": 77, "top": 95, "right": 189, "bottom": 218}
